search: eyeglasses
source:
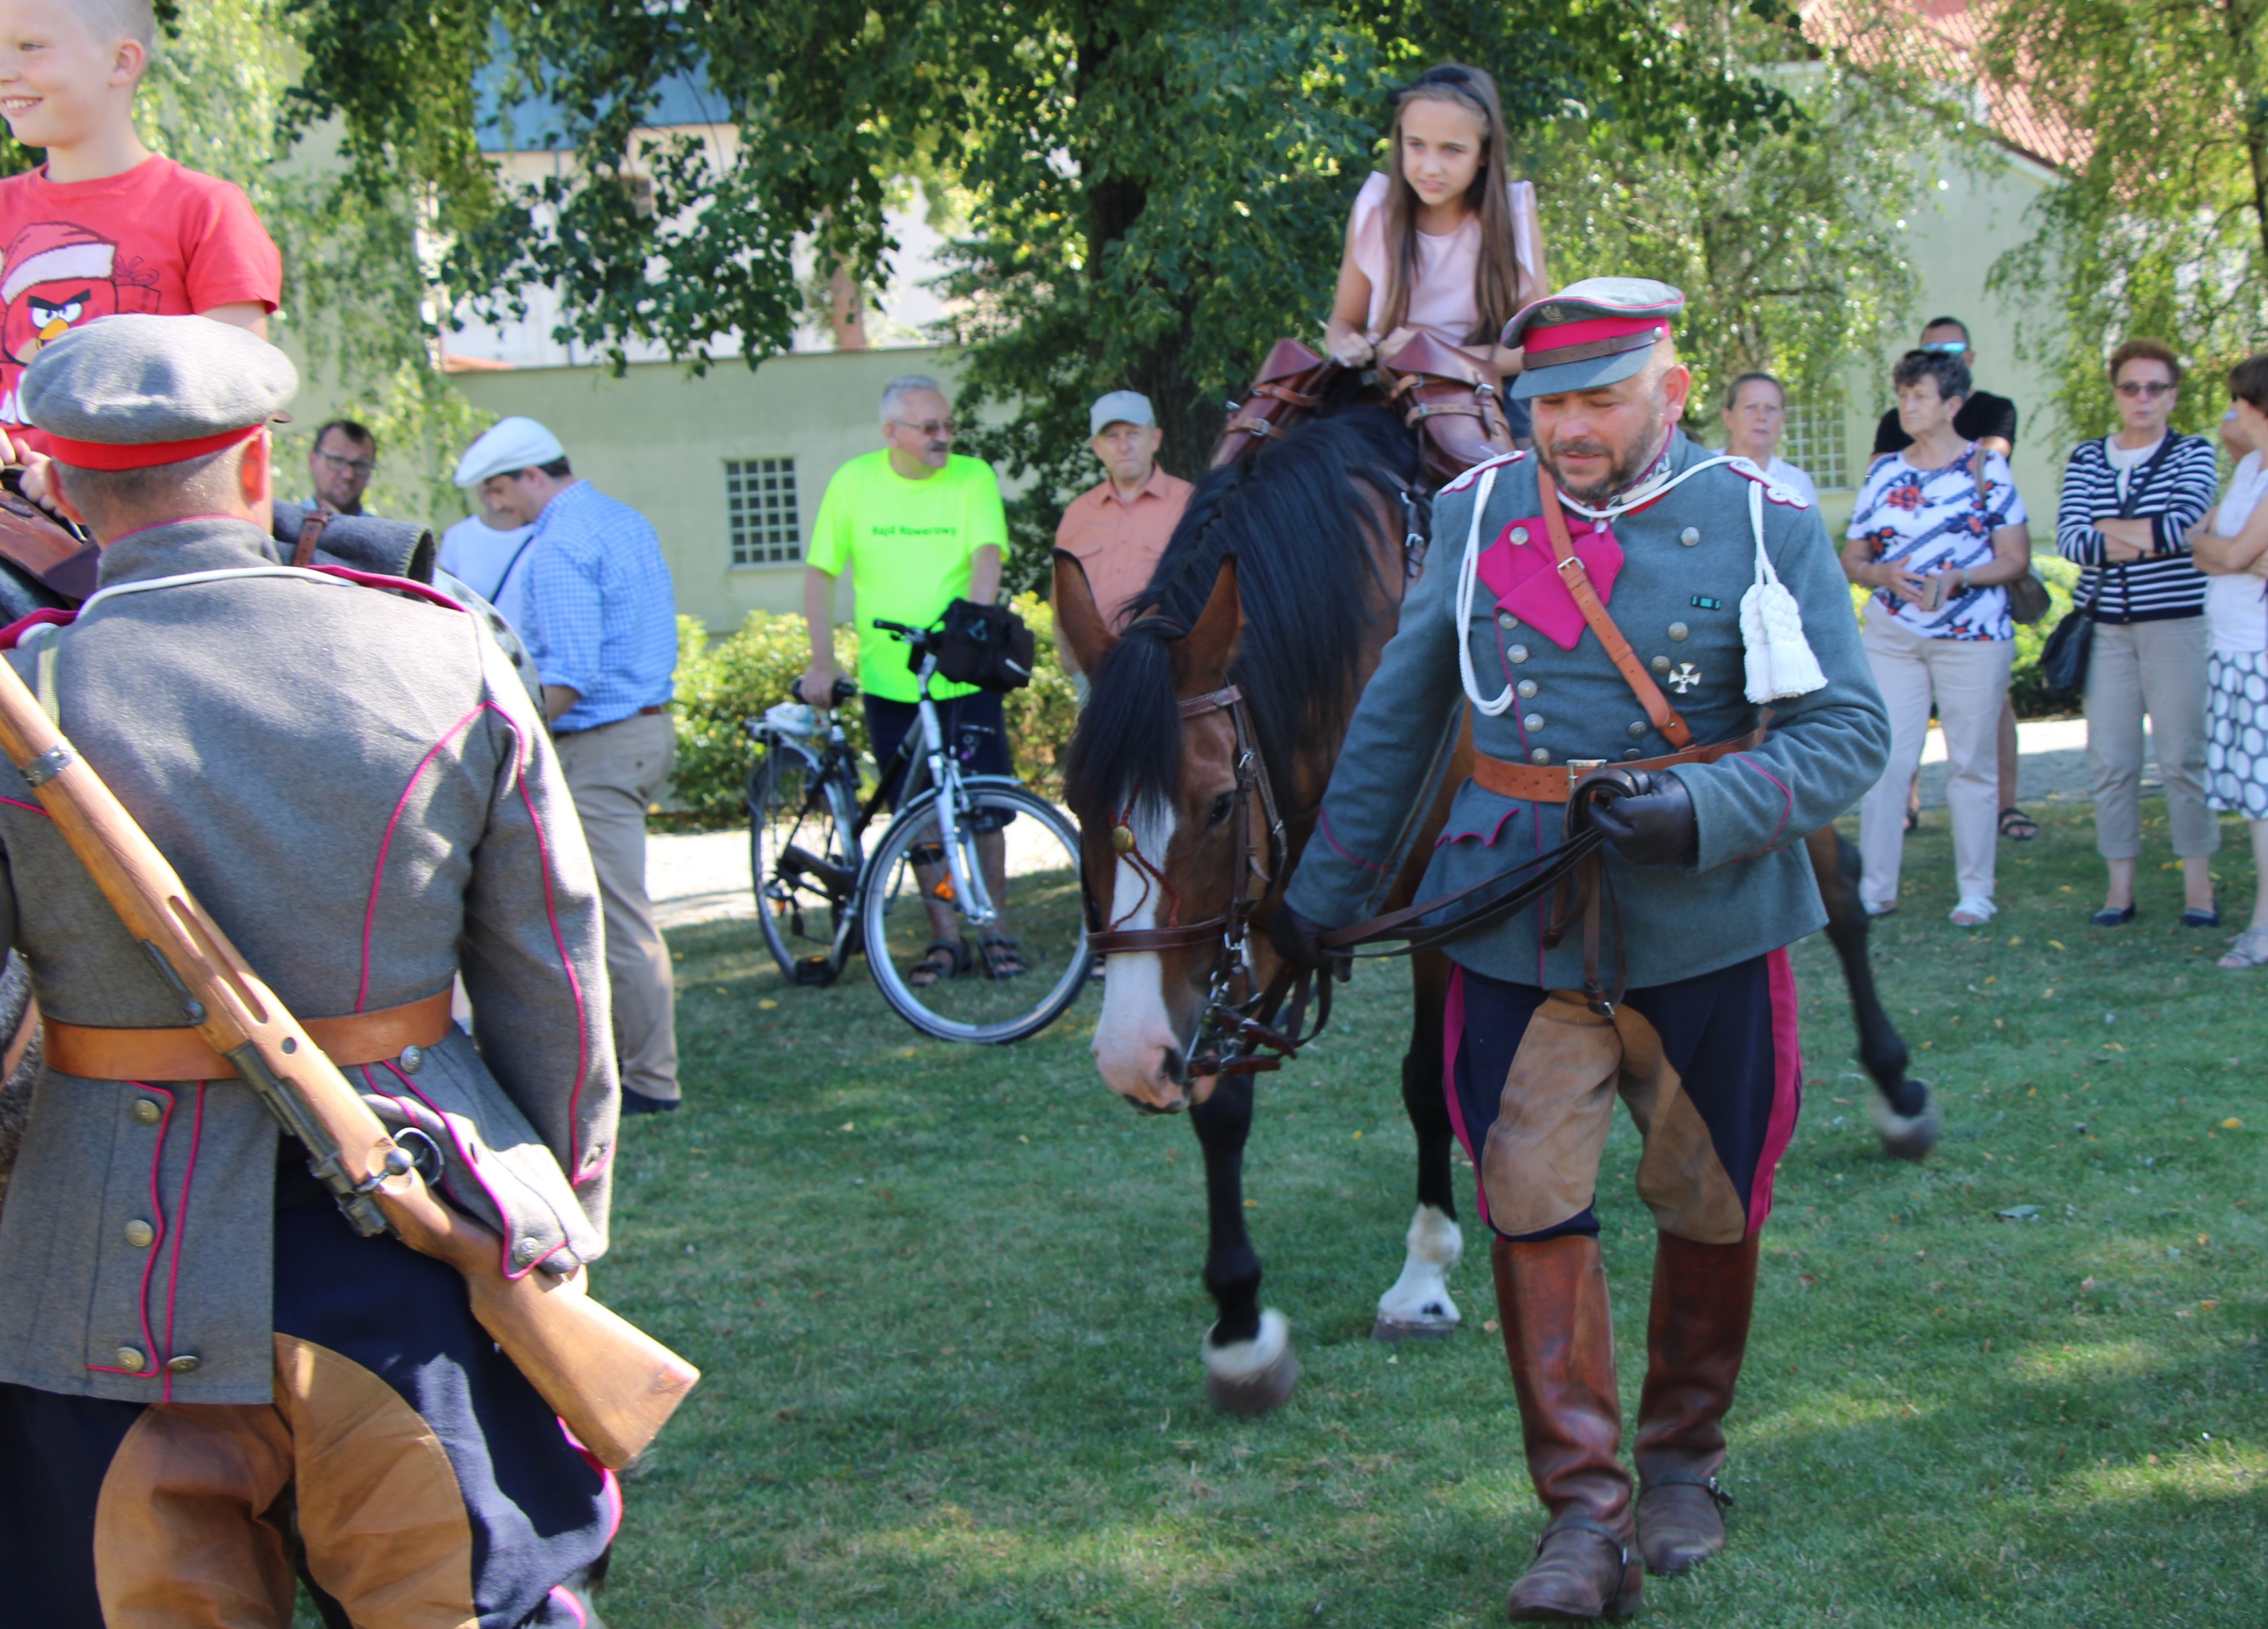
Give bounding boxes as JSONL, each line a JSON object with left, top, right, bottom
{"left": 1919, "top": 340, "right": 1968, "bottom": 355}
{"left": 316, "top": 449, "right": 376, "bottom": 474}
{"left": 890, "top": 417, "right": 958, "bottom": 438}
{"left": 2115, "top": 381, "right": 2176, "bottom": 399}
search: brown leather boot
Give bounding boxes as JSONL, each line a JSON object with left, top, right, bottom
{"left": 1491, "top": 1235, "right": 1642, "bottom": 1622}
{"left": 1633, "top": 1230, "right": 1762, "bottom": 1576}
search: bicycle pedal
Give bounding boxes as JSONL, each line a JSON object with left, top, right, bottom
{"left": 791, "top": 955, "right": 839, "bottom": 987}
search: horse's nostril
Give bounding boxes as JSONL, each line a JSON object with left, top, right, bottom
{"left": 1161, "top": 1046, "right": 1186, "bottom": 1086}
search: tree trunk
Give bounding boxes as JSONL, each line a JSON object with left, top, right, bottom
{"left": 2231, "top": 0, "right": 2268, "bottom": 270}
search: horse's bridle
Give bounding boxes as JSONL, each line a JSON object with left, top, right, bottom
{"left": 1085, "top": 682, "right": 1329, "bottom": 1078}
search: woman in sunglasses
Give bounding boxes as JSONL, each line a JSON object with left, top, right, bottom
{"left": 2054, "top": 339, "right": 2222, "bottom": 928}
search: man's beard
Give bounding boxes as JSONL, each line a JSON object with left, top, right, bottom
{"left": 1540, "top": 421, "right": 1672, "bottom": 504}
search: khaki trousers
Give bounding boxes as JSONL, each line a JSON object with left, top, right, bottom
{"left": 1857, "top": 617, "right": 2013, "bottom": 910}
{"left": 555, "top": 710, "right": 679, "bottom": 1102}
{"left": 2084, "top": 617, "right": 2219, "bottom": 861}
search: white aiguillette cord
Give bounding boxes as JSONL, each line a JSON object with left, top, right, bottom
{"left": 1453, "top": 453, "right": 1747, "bottom": 714}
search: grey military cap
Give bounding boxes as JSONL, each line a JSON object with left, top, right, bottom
{"left": 21, "top": 314, "right": 298, "bottom": 462}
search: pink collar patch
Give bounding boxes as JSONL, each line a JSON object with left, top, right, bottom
{"left": 1475, "top": 514, "right": 1622, "bottom": 651}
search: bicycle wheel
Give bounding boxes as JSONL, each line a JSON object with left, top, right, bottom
{"left": 862, "top": 779, "right": 1091, "bottom": 1044}
{"left": 748, "top": 737, "right": 860, "bottom": 984}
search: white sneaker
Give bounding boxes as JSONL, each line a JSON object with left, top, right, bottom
{"left": 1950, "top": 897, "right": 1996, "bottom": 925}
{"left": 1862, "top": 897, "right": 1898, "bottom": 918}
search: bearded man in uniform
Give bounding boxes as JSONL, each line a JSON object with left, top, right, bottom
{"left": 1274, "top": 279, "right": 1889, "bottom": 1620}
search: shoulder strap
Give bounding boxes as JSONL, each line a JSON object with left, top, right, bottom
{"left": 291, "top": 507, "right": 331, "bottom": 568}
{"left": 1535, "top": 464, "right": 1691, "bottom": 748}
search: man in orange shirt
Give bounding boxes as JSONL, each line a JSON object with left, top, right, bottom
{"left": 1052, "top": 391, "right": 1192, "bottom": 676}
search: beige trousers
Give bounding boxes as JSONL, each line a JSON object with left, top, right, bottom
{"left": 1857, "top": 617, "right": 2013, "bottom": 910}
{"left": 555, "top": 711, "right": 679, "bottom": 1102}
{"left": 2084, "top": 617, "right": 2219, "bottom": 861}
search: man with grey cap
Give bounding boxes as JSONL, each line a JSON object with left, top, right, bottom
{"left": 1269, "top": 278, "right": 1888, "bottom": 1618}
{"left": 464, "top": 415, "right": 683, "bottom": 1114}
{"left": 1052, "top": 389, "right": 1192, "bottom": 668}
{"left": 0, "top": 316, "right": 619, "bottom": 1624}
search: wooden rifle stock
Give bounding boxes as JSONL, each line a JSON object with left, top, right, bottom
{"left": 0, "top": 652, "right": 696, "bottom": 1469}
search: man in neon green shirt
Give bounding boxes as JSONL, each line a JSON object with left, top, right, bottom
{"left": 802, "top": 374, "right": 1020, "bottom": 984}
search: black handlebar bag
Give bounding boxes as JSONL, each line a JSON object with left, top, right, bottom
{"left": 926, "top": 598, "right": 1036, "bottom": 693}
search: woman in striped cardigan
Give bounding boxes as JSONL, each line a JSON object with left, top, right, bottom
{"left": 2055, "top": 338, "right": 2222, "bottom": 928}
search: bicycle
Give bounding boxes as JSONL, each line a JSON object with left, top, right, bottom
{"left": 744, "top": 619, "right": 1091, "bottom": 1044}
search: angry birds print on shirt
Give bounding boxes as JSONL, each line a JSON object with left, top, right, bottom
{"left": 0, "top": 222, "right": 161, "bottom": 420}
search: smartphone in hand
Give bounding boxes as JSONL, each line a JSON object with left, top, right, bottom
{"left": 1918, "top": 573, "right": 1948, "bottom": 611}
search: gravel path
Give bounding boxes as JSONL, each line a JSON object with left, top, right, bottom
{"left": 654, "top": 718, "right": 2140, "bottom": 931}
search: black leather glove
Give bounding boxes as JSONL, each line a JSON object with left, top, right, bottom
{"left": 1586, "top": 771, "right": 1698, "bottom": 867}
{"left": 1268, "top": 901, "right": 1350, "bottom": 980}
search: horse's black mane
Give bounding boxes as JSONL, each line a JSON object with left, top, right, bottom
{"left": 1064, "top": 405, "right": 1419, "bottom": 824}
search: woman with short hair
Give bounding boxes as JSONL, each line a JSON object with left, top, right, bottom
{"left": 2190, "top": 352, "right": 2268, "bottom": 966}
{"left": 2054, "top": 338, "right": 2222, "bottom": 928}
{"left": 1842, "top": 348, "right": 2034, "bottom": 926}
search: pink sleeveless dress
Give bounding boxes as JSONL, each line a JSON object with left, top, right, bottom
{"left": 1348, "top": 170, "right": 1544, "bottom": 349}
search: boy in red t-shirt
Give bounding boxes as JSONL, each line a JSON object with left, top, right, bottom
{"left": 0, "top": 0, "right": 280, "bottom": 474}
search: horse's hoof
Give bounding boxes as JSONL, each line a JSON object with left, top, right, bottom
{"left": 1202, "top": 1308, "right": 1299, "bottom": 1416}
{"left": 1372, "top": 1315, "right": 1457, "bottom": 1344}
{"left": 1372, "top": 1203, "right": 1462, "bottom": 1340}
{"left": 1869, "top": 1079, "right": 1941, "bottom": 1161}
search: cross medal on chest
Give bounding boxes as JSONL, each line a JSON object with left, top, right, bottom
{"left": 1666, "top": 662, "right": 1702, "bottom": 694}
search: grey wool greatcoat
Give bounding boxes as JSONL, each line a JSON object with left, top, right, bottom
{"left": 0, "top": 518, "right": 618, "bottom": 1405}
{"left": 1285, "top": 431, "right": 1891, "bottom": 984}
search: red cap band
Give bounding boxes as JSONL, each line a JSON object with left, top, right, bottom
{"left": 44, "top": 422, "right": 263, "bottom": 472}
{"left": 1521, "top": 314, "right": 1668, "bottom": 361}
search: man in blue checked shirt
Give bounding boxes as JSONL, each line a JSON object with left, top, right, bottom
{"left": 468, "top": 416, "right": 683, "bottom": 1114}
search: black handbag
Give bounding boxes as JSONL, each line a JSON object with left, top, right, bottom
{"left": 925, "top": 598, "right": 1036, "bottom": 693}
{"left": 2037, "top": 606, "right": 2094, "bottom": 696}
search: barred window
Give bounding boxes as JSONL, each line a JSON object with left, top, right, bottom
{"left": 726, "top": 457, "right": 800, "bottom": 564}
{"left": 1780, "top": 402, "right": 1849, "bottom": 491}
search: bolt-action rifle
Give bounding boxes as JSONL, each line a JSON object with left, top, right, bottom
{"left": 0, "top": 651, "right": 696, "bottom": 1469}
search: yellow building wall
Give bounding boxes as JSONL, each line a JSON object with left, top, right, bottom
{"left": 449, "top": 345, "right": 964, "bottom": 632}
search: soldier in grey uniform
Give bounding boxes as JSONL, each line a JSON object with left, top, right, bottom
{"left": 0, "top": 316, "right": 623, "bottom": 1627}
{"left": 1274, "top": 279, "right": 1889, "bottom": 1620}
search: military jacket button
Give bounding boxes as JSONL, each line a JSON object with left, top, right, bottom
{"left": 123, "top": 1219, "right": 155, "bottom": 1249}
{"left": 1668, "top": 622, "right": 1689, "bottom": 642}
{"left": 1509, "top": 645, "right": 1529, "bottom": 664}
{"left": 1517, "top": 680, "right": 1539, "bottom": 699}
{"left": 1627, "top": 722, "right": 1647, "bottom": 739}
{"left": 1623, "top": 748, "right": 1643, "bottom": 760}
{"left": 1510, "top": 526, "right": 1531, "bottom": 545}
{"left": 131, "top": 1099, "right": 162, "bottom": 1126}
{"left": 115, "top": 1346, "right": 145, "bottom": 1371}
{"left": 1496, "top": 611, "right": 1519, "bottom": 630}
{"left": 513, "top": 1237, "right": 542, "bottom": 1267}
{"left": 1680, "top": 527, "right": 1701, "bottom": 547}
{"left": 1651, "top": 655, "right": 1671, "bottom": 674}
{"left": 1529, "top": 747, "right": 1551, "bottom": 766}
{"left": 167, "top": 1353, "right": 200, "bottom": 1374}
{"left": 1524, "top": 714, "right": 1546, "bottom": 732}
{"left": 398, "top": 1044, "right": 424, "bottom": 1074}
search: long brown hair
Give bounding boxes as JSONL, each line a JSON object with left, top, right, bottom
{"left": 1377, "top": 63, "right": 1522, "bottom": 346}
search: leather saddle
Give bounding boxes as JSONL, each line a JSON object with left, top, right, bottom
{"left": 1210, "top": 332, "right": 1515, "bottom": 489}
{"left": 0, "top": 469, "right": 97, "bottom": 607}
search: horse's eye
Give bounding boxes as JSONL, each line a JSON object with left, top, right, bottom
{"left": 1207, "top": 792, "right": 1237, "bottom": 828}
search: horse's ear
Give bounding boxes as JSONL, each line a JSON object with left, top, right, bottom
{"left": 1171, "top": 556, "right": 1243, "bottom": 692}
{"left": 1051, "top": 549, "right": 1115, "bottom": 674}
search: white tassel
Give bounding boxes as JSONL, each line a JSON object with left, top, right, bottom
{"left": 1739, "top": 482, "right": 1828, "bottom": 703}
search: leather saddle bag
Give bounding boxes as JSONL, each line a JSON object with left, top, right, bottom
{"left": 1374, "top": 332, "right": 1515, "bottom": 487}
{"left": 1212, "top": 338, "right": 1341, "bottom": 468}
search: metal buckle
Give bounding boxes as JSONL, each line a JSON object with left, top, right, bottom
{"left": 1565, "top": 758, "right": 1606, "bottom": 788}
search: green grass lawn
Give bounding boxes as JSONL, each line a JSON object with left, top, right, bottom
{"left": 588, "top": 801, "right": 2265, "bottom": 1627}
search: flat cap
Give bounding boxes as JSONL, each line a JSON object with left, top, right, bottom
{"left": 1089, "top": 389, "right": 1155, "bottom": 437}
{"left": 1501, "top": 277, "right": 1685, "bottom": 401}
{"left": 22, "top": 314, "right": 297, "bottom": 468}
{"left": 454, "top": 417, "right": 565, "bottom": 488}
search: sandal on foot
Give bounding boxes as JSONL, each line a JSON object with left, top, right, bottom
{"left": 1998, "top": 806, "right": 2039, "bottom": 841}
{"left": 907, "top": 940, "right": 971, "bottom": 988}
{"left": 977, "top": 933, "right": 1028, "bottom": 980}
{"left": 2219, "top": 926, "right": 2268, "bottom": 969}
{"left": 1950, "top": 897, "right": 1996, "bottom": 926}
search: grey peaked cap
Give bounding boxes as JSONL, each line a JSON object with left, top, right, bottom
{"left": 21, "top": 314, "right": 299, "bottom": 447}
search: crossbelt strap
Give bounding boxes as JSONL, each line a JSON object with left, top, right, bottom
{"left": 1473, "top": 727, "right": 1764, "bottom": 803}
{"left": 44, "top": 988, "right": 453, "bottom": 1082}
{"left": 1534, "top": 464, "right": 1691, "bottom": 748}
{"left": 291, "top": 508, "right": 331, "bottom": 568}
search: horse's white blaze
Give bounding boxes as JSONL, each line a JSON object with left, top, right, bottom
{"left": 1092, "top": 804, "right": 1182, "bottom": 1100}
{"left": 1375, "top": 1202, "right": 1463, "bottom": 1329}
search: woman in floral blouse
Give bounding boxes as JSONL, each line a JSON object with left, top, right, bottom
{"left": 1841, "top": 348, "right": 2035, "bottom": 926}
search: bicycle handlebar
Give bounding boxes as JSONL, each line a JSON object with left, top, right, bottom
{"left": 871, "top": 619, "right": 941, "bottom": 650}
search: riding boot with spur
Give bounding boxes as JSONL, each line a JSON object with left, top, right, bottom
{"left": 1632, "top": 1229, "right": 1762, "bottom": 1576}
{"left": 1491, "top": 1235, "right": 1642, "bottom": 1622}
